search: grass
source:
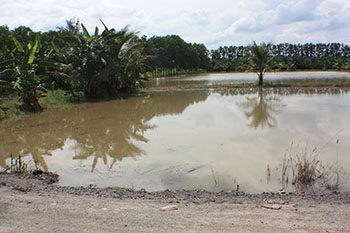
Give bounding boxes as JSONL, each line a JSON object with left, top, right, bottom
{"left": 39, "top": 89, "right": 76, "bottom": 109}
{"left": 281, "top": 141, "right": 324, "bottom": 188}
{"left": 6, "top": 155, "right": 29, "bottom": 174}
{"left": 274, "top": 139, "right": 344, "bottom": 192}
{"left": 0, "top": 95, "right": 22, "bottom": 120}
{"left": 0, "top": 90, "right": 77, "bottom": 121}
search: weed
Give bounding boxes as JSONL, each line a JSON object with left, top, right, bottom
{"left": 269, "top": 139, "right": 344, "bottom": 192}
{"left": 39, "top": 89, "right": 75, "bottom": 109}
{"left": 282, "top": 141, "right": 324, "bottom": 189}
{"left": 7, "top": 154, "right": 28, "bottom": 173}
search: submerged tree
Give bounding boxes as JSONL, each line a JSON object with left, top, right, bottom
{"left": 249, "top": 41, "right": 273, "bottom": 86}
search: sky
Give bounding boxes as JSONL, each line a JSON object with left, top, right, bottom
{"left": 0, "top": 0, "right": 349, "bottom": 49}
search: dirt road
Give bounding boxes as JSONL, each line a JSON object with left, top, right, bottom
{"left": 1, "top": 173, "right": 350, "bottom": 232}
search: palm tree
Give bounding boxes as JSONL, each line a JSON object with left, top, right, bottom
{"left": 249, "top": 41, "right": 273, "bottom": 86}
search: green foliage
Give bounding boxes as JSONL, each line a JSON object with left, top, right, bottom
{"left": 210, "top": 42, "right": 350, "bottom": 73}
{"left": 144, "top": 35, "right": 211, "bottom": 74}
{"left": 249, "top": 41, "right": 273, "bottom": 85}
{"left": 0, "top": 79, "right": 15, "bottom": 116}
{"left": 1, "top": 34, "right": 55, "bottom": 112}
{"left": 0, "top": 19, "right": 152, "bottom": 115}
{"left": 65, "top": 21, "right": 149, "bottom": 99}
{"left": 39, "top": 89, "right": 74, "bottom": 109}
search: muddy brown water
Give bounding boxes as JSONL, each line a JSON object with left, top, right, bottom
{"left": 1, "top": 72, "right": 350, "bottom": 193}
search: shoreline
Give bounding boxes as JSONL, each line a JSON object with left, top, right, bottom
{"left": 1, "top": 172, "right": 349, "bottom": 204}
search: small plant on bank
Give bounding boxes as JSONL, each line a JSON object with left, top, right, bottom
{"left": 267, "top": 139, "right": 344, "bottom": 192}
{"left": 7, "top": 154, "right": 28, "bottom": 173}
{"left": 281, "top": 142, "right": 324, "bottom": 189}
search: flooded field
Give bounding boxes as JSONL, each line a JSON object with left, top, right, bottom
{"left": 147, "top": 71, "right": 350, "bottom": 87}
{"left": 1, "top": 72, "right": 350, "bottom": 193}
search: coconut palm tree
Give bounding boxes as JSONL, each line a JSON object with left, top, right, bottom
{"left": 249, "top": 41, "right": 273, "bottom": 86}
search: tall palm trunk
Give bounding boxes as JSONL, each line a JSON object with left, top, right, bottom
{"left": 258, "top": 72, "right": 263, "bottom": 86}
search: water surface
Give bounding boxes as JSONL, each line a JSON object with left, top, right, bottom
{"left": 1, "top": 72, "right": 350, "bottom": 193}
{"left": 147, "top": 71, "right": 350, "bottom": 87}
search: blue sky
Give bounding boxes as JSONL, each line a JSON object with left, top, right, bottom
{"left": 0, "top": 0, "right": 349, "bottom": 49}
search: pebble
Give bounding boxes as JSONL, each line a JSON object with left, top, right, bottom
{"left": 160, "top": 205, "right": 178, "bottom": 211}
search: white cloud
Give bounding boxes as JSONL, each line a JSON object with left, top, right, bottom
{"left": 0, "top": 0, "right": 349, "bottom": 49}
{"left": 273, "top": 0, "right": 319, "bottom": 25}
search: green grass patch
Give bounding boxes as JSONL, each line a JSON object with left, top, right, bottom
{"left": 0, "top": 95, "right": 23, "bottom": 120}
{"left": 39, "top": 89, "right": 76, "bottom": 109}
{"left": 0, "top": 90, "right": 81, "bottom": 121}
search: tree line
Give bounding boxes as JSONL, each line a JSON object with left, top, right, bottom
{"left": 210, "top": 43, "right": 350, "bottom": 72}
{"left": 1, "top": 18, "right": 350, "bottom": 113}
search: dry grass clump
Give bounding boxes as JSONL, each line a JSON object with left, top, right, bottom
{"left": 281, "top": 142, "right": 324, "bottom": 188}
{"left": 275, "top": 139, "right": 343, "bottom": 191}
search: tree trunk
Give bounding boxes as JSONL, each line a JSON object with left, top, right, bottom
{"left": 21, "top": 88, "right": 43, "bottom": 112}
{"left": 258, "top": 72, "right": 263, "bottom": 86}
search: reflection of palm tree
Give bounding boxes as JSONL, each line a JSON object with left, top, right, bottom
{"left": 239, "top": 88, "right": 284, "bottom": 129}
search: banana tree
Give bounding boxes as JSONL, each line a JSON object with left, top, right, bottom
{"left": 67, "top": 21, "right": 148, "bottom": 99}
{"left": 249, "top": 41, "right": 273, "bottom": 86}
{"left": 1, "top": 35, "right": 55, "bottom": 112}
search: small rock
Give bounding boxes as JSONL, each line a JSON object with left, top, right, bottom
{"left": 284, "top": 204, "right": 297, "bottom": 210}
{"left": 262, "top": 204, "right": 282, "bottom": 210}
{"left": 32, "top": 170, "right": 43, "bottom": 176}
{"left": 16, "top": 186, "right": 29, "bottom": 192}
{"left": 101, "top": 208, "right": 107, "bottom": 211}
{"left": 160, "top": 205, "right": 178, "bottom": 211}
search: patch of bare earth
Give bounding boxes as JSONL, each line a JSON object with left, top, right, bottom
{"left": 1, "top": 173, "right": 350, "bottom": 232}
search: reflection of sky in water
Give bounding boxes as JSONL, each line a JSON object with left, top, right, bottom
{"left": 1, "top": 77, "right": 350, "bottom": 193}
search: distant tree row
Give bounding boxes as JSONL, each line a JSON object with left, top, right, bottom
{"left": 210, "top": 43, "right": 350, "bottom": 72}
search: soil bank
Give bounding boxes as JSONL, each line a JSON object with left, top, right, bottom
{"left": 1, "top": 173, "right": 350, "bottom": 232}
